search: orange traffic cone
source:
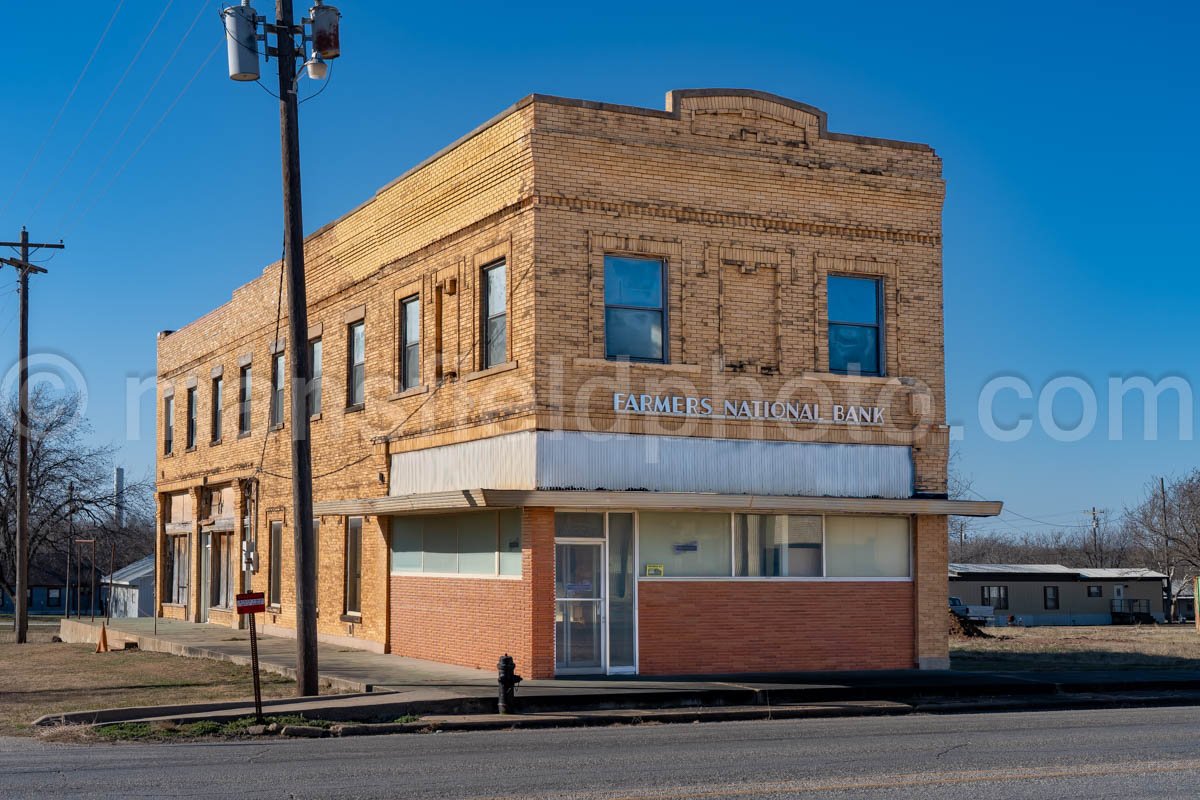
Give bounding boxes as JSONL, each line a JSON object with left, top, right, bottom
{"left": 95, "top": 624, "right": 109, "bottom": 653}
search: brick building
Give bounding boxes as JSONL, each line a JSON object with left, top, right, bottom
{"left": 155, "top": 89, "right": 1000, "bottom": 678}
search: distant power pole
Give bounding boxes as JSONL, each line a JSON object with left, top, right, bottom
{"left": 1091, "top": 507, "right": 1099, "bottom": 564}
{"left": 0, "top": 227, "right": 65, "bottom": 643}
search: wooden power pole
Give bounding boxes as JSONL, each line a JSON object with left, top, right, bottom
{"left": 274, "top": 0, "right": 318, "bottom": 696}
{"left": 0, "top": 227, "right": 65, "bottom": 643}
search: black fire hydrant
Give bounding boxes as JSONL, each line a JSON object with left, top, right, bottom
{"left": 497, "top": 653, "right": 522, "bottom": 714}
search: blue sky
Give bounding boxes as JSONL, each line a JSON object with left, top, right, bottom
{"left": 1, "top": 1, "right": 1195, "bottom": 537}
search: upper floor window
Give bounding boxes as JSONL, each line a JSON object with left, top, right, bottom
{"left": 307, "top": 338, "right": 322, "bottom": 417}
{"left": 400, "top": 295, "right": 420, "bottom": 390}
{"left": 270, "top": 352, "right": 285, "bottom": 427}
{"left": 604, "top": 255, "right": 665, "bottom": 362}
{"left": 347, "top": 321, "right": 365, "bottom": 407}
{"left": 238, "top": 365, "right": 252, "bottom": 435}
{"left": 481, "top": 261, "right": 506, "bottom": 369}
{"left": 211, "top": 376, "right": 223, "bottom": 442}
{"left": 185, "top": 387, "right": 197, "bottom": 449}
{"left": 163, "top": 395, "right": 175, "bottom": 454}
{"left": 828, "top": 275, "right": 882, "bottom": 376}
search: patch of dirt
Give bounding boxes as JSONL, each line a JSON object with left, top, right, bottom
{"left": 948, "top": 609, "right": 993, "bottom": 638}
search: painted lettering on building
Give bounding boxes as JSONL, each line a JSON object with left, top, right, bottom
{"left": 611, "top": 393, "right": 885, "bottom": 425}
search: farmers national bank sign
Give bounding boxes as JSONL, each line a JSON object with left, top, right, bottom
{"left": 613, "top": 392, "right": 885, "bottom": 425}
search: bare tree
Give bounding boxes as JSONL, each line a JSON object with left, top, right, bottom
{"left": 1127, "top": 471, "right": 1200, "bottom": 619}
{"left": 0, "top": 387, "right": 153, "bottom": 602}
{"left": 948, "top": 448, "right": 975, "bottom": 562}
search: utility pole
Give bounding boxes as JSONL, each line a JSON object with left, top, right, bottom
{"left": 1161, "top": 476, "right": 1172, "bottom": 620}
{"left": 1090, "top": 507, "right": 1099, "bottom": 566}
{"left": 222, "top": 0, "right": 340, "bottom": 696}
{"left": 0, "top": 227, "right": 64, "bottom": 643}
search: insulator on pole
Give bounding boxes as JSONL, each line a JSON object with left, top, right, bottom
{"left": 222, "top": 2, "right": 261, "bottom": 81}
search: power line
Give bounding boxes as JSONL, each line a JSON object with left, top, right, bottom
{"left": 0, "top": 1, "right": 127, "bottom": 222}
{"left": 58, "top": 0, "right": 210, "bottom": 229}
{"left": 69, "top": 40, "right": 223, "bottom": 233}
{"left": 26, "top": 0, "right": 177, "bottom": 224}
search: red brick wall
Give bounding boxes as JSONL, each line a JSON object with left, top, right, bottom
{"left": 389, "top": 575, "right": 529, "bottom": 671}
{"left": 386, "top": 507, "right": 556, "bottom": 678}
{"left": 637, "top": 581, "right": 915, "bottom": 674}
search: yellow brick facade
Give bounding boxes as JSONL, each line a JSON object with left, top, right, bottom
{"left": 156, "top": 89, "right": 971, "bottom": 671}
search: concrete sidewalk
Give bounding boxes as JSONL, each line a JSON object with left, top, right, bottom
{"left": 53, "top": 617, "right": 1200, "bottom": 729}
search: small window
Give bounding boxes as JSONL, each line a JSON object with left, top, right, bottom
{"left": 481, "top": 261, "right": 506, "bottom": 369}
{"left": 400, "top": 295, "right": 420, "bottom": 390}
{"left": 47, "top": 587, "right": 62, "bottom": 608}
{"left": 828, "top": 275, "right": 882, "bottom": 376}
{"left": 1044, "top": 585, "right": 1060, "bottom": 610}
{"left": 185, "top": 388, "right": 197, "bottom": 449}
{"left": 981, "top": 585, "right": 1009, "bottom": 610}
{"left": 345, "top": 517, "right": 362, "bottom": 615}
{"left": 163, "top": 395, "right": 175, "bottom": 454}
{"left": 268, "top": 521, "right": 283, "bottom": 607}
{"left": 347, "top": 321, "right": 365, "bottom": 407}
{"left": 211, "top": 376, "right": 223, "bottom": 442}
{"left": 604, "top": 255, "right": 665, "bottom": 362}
{"left": 1087, "top": 585, "right": 1103, "bottom": 598}
{"left": 307, "top": 338, "right": 322, "bottom": 417}
{"left": 238, "top": 365, "right": 252, "bottom": 435}
{"left": 270, "top": 352, "right": 285, "bottom": 427}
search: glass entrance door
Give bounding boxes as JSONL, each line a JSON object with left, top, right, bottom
{"left": 555, "top": 542, "right": 604, "bottom": 673}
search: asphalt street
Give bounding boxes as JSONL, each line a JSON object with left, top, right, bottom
{"left": 2, "top": 706, "right": 1200, "bottom": 799}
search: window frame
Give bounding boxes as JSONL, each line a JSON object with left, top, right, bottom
{"left": 981, "top": 585, "right": 1009, "bottom": 610}
{"left": 1044, "top": 585, "right": 1060, "bottom": 610}
{"left": 163, "top": 395, "right": 175, "bottom": 455}
{"left": 268, "top": 520, "right": 283, "bottom": 608}
{"left": 238, "top": 365, "right": 252, "bottom": 436}
{"left": 269, "top": 351, "right": 285, "bottom": 428}
{"left": 1087, "top": 585, "right": 1103, "bottom": 598}
{"left": 346, "top": 320, "right": 366, "bottom": 408}
{"left": 480, "top": 260, "right": 507, "bottom": 370}
{"left": 399, "top": 294, "right": 421, "bottom": 390}
{"left": 185, "top": 388, "right": 197, "bottom": 449}
{"left": 307, "top": 338, "right": 322, "bottom": 418}
{"left": 827, "top": 274, "right": 884, "bottom": 377}
{"left": 603, "top": 254, "right": 667, "bottom": 364}
{"left": 344, "top": 516, "right": 363, "bottom": 616}
{"left": 211, "top": 376, "right": 223, "bottom": 443}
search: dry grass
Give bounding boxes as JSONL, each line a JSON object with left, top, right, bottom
{"left": 0, "top": 638, "right": 295, "bottom": 737}
{"left": 951, "top": 624, "right": 1200, "bottom": 672}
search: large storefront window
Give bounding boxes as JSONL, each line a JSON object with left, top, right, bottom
{"left": 638, "top": 512, "right": 731, "bottom": 577}
{"left": 734, "top": 514, "right": 822, "bottom": 577}
{"left": 391, "top": 510, "right": 521, "bottom": 576}
{"left": 824, "top": 516, "right": 909, "bottom": 578}
{"left": 637, "top": 512, "right": 910, "bottom": 579}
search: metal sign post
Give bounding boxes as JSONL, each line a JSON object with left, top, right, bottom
{"left": 236, "top": 591, "right": 267, "bottom": 723}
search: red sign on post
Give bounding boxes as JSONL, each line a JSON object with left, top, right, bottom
{"left": 236, "top": 592, "right": 266, "bottom": 615}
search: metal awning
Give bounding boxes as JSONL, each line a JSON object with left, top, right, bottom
{"left": 313, "top": 489, "right": 1002, "bottom": 517}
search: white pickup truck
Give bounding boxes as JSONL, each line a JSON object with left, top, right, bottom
{"left": 949, "top": 596, "right": 994, "bottom": 622}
